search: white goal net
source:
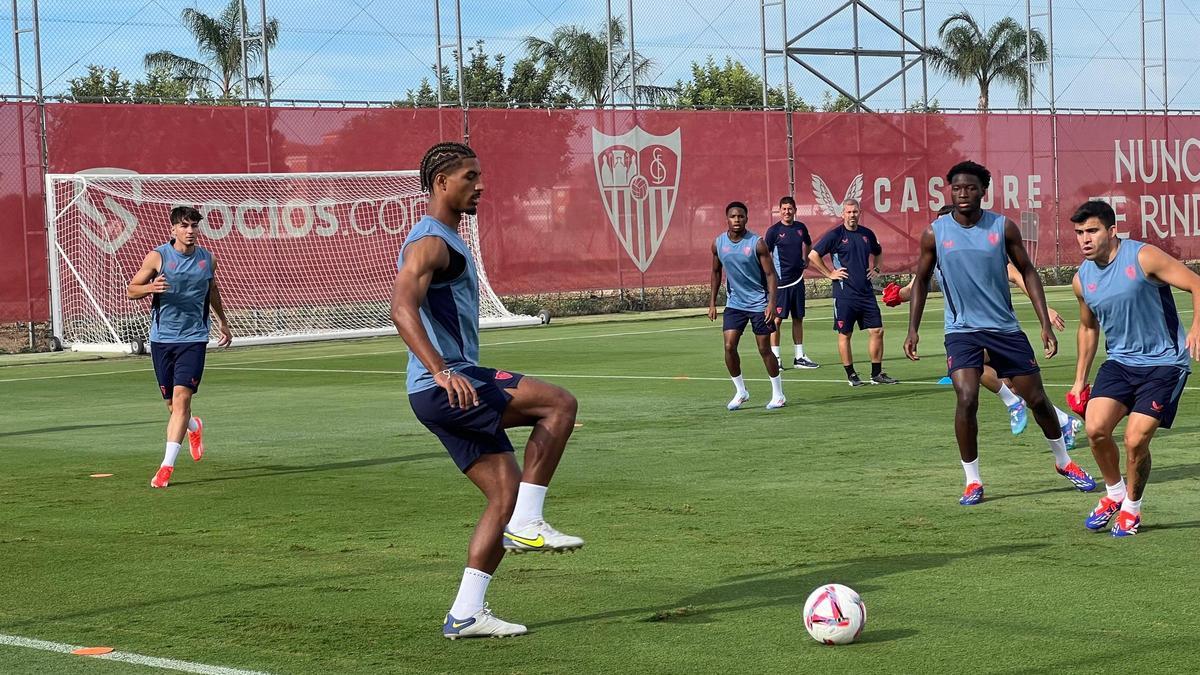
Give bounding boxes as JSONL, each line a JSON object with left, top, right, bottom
{"left": 46, "top": 170, "right": 539, "bottom": 352}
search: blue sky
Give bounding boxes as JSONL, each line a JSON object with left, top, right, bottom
{"left": 5, "top": 0, "right": 1200, "bottom": 109}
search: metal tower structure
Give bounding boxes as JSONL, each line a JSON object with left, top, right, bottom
{"left": 762, "top": 0, "right": 928, "bottom": 114}
{"left": 1141, "top": 0, "right": 1167, "bottom": 112}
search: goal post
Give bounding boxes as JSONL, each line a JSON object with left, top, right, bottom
{"left": 45, "top": 170, "right": 540, "bottom": 353}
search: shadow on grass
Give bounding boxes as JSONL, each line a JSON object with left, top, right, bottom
{"left": 0, "top": 572, "right": 367, "bottom": 631}
{"left": 1148, "top": 520, "right": 1200, "bottom": 532}
{"left": 171, "top": 453, "right": 445, "bottom": 485}
{"left": 0, "top": 420, "right": 159, "bottom": 439}
{"left": 531, "top": 543, "right": 1046, "bottom": 634}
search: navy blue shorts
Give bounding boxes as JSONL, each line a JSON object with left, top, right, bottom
{"left": 945, "top": 330, "right": 1039, "bottom": 379}
{"left": 723, "top": 307, "right": 775, "bottom": 335}
{"left": 832, "top": 295, "right": 882, "bottom": 334}
{"left": 151, "top": 341, "right": 207, "bottom": 399}
{"left": 408, "top": 366, "right": 525, "bottom": 472}
{"left": 1092, "top": 361, "right": 1189, "bottom": 429}
{"left": 774, "top": 283, "right": 806, "bottom": 320}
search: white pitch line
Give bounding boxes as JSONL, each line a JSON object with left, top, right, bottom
{"left": 197, "top": 368, "right": 1200, "bottom": 393}
{"left": 1, "top": 288, "right": 1192, "bottom": 384}
{"left": 0, "top": 633, "right": 271, "bottom": 675}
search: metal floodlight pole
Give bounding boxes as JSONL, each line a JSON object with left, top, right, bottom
{"left": 607, "top": 0, "right": 616, "bottom": 107}
{"left": 260, "top": 0, "right": 270, "bottom": 105}
{"left": 239, "top": 0, "right": 249, "bottom": 98}
{"left": 1161, "top": 0, "right": 1167, "bottom": 114}
{"left": 11, "top": 0, "right": 22, "bottom": 95}
{"left": 454, "top": 0, "right": 465, "bottom": 111}
{"left": 760, "top": 0, "right": 769, "bottom": 108}
{"left": 434, "top": 0, "right": 443, "bottom": 106}
{"left": 627, "top": 0, "right": 636, "bottom": 109}
{"left": 1140, "top": 0, "right": 1146, "bottom": 110}
{"left": 1026, "top": 0, "right": 1033, "bottom": 109}
{"left": 852, "top": 0, "right": 861, "bottom": 109}
{"left": 1047, "top": 1, "right": 1055, "bottom": 111}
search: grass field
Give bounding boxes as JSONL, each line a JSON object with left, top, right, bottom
{"left": 2, "top": 285, "right": 1199, "bottom": 674}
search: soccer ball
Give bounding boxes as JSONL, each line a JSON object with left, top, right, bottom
{"left": 803, "top": 584, "right": 866, "bottom": 645}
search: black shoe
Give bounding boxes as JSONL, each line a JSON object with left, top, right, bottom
{"left": 847, "top": 373, "right": 867, "bottom": 387}
{"left": 871, "top": 373, "right": 900, "bottom": 385}
{"left": 792, "top": 356, "right": 820, "bottom": 369}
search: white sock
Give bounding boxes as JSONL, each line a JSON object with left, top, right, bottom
{"left": 1106, "top": 478, "right": 1127, "bottom": 503}
{"left": 449, "top": 567, "right": 492, "bottom": 619}
{"left": 1121, "top": 497, "right": 1142, "bottom": 516}
{"left": 187, "top": 417, "right": 199, "bottom": 432}
{"left": 771, "top": 345, "right": 781, "bottom": 359}
{"left": 1047, "top": 435, "right": 1070, "bottom": 467}
{"left": 769, "top": 375, "right": 784, "bottom": 400}
{"left": 732, "top": 375, "right": 747, "bottom": 396}
{"left": 1054, "top": 407, "right": 1070, "bottom": 427}
{"left": 961, "top": 458, "right": 981, "bottom": 486}
{"left": 996, "top": 384, "right": 1021, "bottom": 407}
{"left": 794, "top": 343, "right": 805, "bottom": 359}
{"left": 162, "top": 441, "right": 181, "bottom": 467}
{"left": 508, "top": 482, "right": 547, "bottom": 530}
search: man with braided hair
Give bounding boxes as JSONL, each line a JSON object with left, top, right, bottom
{"left": 393, "top": 142, "right": 584, "bottom": 639}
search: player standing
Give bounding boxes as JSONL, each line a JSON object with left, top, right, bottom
{"left": 708, "top": 201, "right": 786, "bottom": 410}
{"left": 1069, "top": 200, "right": 1200, "bottom": 536}
{"left": 763, "top": 196, "right": 818, "bottom": 369}
{"left": 393, "top": 142, "right": 584, "bottom": 639}
{"left": 808, "top": 199, "right": 898, "bottom": 386}
{"left": 127, "top": 206, "right": 232, "bottom": 489}
{"left": 904, "top": 161, "right": 1095, "bottom": 505}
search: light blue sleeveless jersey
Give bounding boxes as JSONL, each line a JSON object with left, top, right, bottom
{"left": 1078, "top": 239, "right": 1189, "bottom": 369}
{"left": 149, "top": 242, "right": 213, "bottom": 343}
{"left": 932, "top": 211, "right": 1020, "bottom": 333}
{"left": 400, "top": 216, "right": 481, "bottom": 394}
{"left": 716, "top": 232, "right": 767, "bottom": 312}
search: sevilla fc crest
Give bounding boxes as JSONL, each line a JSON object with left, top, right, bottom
{"left": 593, "top": 126, "right": 681, "bottom": 272}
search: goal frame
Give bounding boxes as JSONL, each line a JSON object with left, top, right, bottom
{"left": 45, "top": 170, "right": 541, "bottom": 353}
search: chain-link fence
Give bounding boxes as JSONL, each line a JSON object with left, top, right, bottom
{"left": 5, "top": 1, "right": 1200, "bottom": 110}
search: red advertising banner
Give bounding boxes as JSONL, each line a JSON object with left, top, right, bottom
{"left": 2, "top": 104, "right": 1199, "bottom": 325}
{"left": 1056, "top": 115, "right": 1200, "bottom": 263}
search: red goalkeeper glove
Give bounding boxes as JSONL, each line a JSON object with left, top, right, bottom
{"left": 882, "top": 282, "right": 903, "bottom": 307}
{"left": 1066, "top": 384, "right": 1091, "bottom": 416}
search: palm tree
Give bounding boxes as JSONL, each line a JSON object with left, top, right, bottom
{"left": 523, "top": 18, "right": 675, "bottom": 107}
{"left": 144, "top": 0, "right": 279, "bottom": 99}
{"left": 925, "top": 11, "right": 1047, "bottom": 111}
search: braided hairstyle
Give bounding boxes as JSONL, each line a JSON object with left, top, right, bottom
{"left": 420, "top": 142, "right": 477, "bottom": 193}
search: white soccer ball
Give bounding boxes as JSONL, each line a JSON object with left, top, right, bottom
{"left": 803, "top": 584, "right": 866, "bottom": 645}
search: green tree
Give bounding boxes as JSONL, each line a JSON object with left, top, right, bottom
{"left": 400, "top": 42, "right": 573, "bottom": 108}
{"left": 523, "top": 18, "right": 675, "bottom": 106}
{"left": 906, "top": 97, "right": 942, "bottom": 113}
{"left": 66, "top": 65, "right": 131, "bottom": 101}
{"left": 132, "top": 65, "right": 191, "bottom": 101}
{"left": 506, "top": 56, "right": 574, "bottom": 107}
{"left": 925, "top": 11, "right": 1047, "bottom": 111}
{"left": 820, "top": 91, "right": 855, "bottom": 112}
{"left": 675, "top": 56, "right": 808, "bottom": 109}
{"left": 462, "top": 40, "right": 506, "bottom": 105}
{"left": 144, "top": 0, "right": 279, "bottom": 99}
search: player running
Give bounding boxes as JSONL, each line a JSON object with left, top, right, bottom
{"left": 904, "top": 161, "right": 1095, "bottom": 505}
{"left": 127, "top": 206, "right": 232, "bottom": 489}
{"left": 1069, "top": 199, "right": 1200, "bottom": 536}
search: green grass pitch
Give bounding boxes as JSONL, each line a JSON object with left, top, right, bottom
{"left": 2, "top": 285, "right": 1198, "bottom": 673}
